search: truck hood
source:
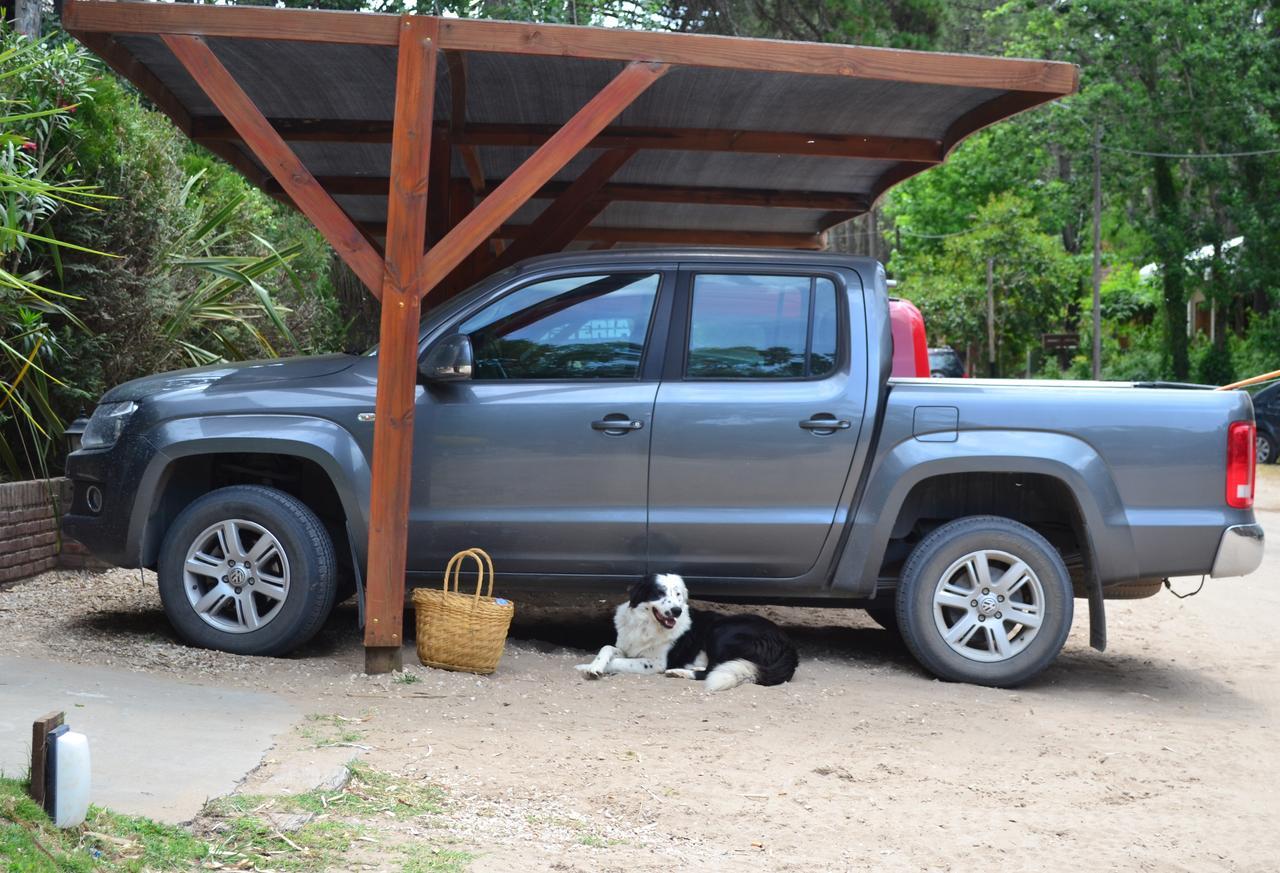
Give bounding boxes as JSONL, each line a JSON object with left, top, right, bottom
{"left": 100, "top": 354, "right": 358, "bottom": 403}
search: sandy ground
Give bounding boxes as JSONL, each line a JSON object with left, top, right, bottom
{"left": 3, "top": 468, "right": 1280, "bottom": 871}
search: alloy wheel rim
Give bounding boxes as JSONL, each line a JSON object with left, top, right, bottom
{"left": 1258, "top": 435, "right": 1272, "bottom": 465}
{"left": 182, "top": 518, "right": 290, "bottom": 634}
{"left": 932, "top": 548, "right": 1045, "bottom": 663}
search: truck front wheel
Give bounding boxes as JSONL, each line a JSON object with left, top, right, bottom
{"left": 895, "top": 515, "right": 1073, "bottom": 687}
{"left": 157, "top": 485, "right": 338, "bottom": 656}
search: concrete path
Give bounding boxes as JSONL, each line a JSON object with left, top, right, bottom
{"left": 0, "top": 657, "right": 299, "bottom": 823}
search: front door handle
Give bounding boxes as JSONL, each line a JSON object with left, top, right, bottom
{"left": 799, "top": 415, "right": 851, "bottom": 433}
{"left": 592, "top": 414, "right": 644, "bottom": 435}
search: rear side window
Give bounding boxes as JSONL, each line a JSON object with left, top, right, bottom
{"left": 686, "top": 274, "right": 839, "bottom": 379}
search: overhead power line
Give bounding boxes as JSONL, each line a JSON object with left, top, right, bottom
{"left": 1098, "top": 144, "right": 1280, "bottom": 159}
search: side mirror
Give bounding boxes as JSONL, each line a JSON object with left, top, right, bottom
{"left": 419, "top": 334, "right": 474, "bottom": 382}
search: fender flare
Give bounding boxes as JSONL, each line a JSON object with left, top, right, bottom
{"left": 129, "top": 414, "right": 371, "bottom": 567}
{"left": 833, "top": 429, "right": 1134, "bottom": 649}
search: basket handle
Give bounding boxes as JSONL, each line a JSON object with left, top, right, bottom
{"left": 442, "top": 548, "right": 496, "bottom": 602}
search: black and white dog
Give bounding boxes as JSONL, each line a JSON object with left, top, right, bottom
{"left": 575, "top": 573, "right": 798, "bottom": 692}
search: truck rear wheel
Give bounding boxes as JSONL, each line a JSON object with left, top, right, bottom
{"left": 157, "top": 485, "right": 338, "bottom": 656}
{"left": 895, "top": 515, "right": 1073, "bottom": 687}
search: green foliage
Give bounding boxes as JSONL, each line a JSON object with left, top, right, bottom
{"left": 890, "top": 192, "right": 1081, "bottom": 376}
{"left": 1230, "top": 310, "right": 1280, "bottom": 382}
{"left": 0, "top": 30, "right": 106, "bottom": 479}
{"left": 2, "top": 30, "right": 348, "bottom": 480}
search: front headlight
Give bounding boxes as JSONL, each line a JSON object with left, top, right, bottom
{"left": 80, "top": 401, "right": 138, "bottom": 450}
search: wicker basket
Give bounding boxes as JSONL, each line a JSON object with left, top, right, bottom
{"left": 412, "top": 548, "right": 514, "bottom": 675}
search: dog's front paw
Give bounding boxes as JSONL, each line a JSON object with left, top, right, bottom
{"left": 575, "top": 664, "right": 604, "bottom": 679}
{"left": 664, "top": 668, "right": 696, "bottom": 680}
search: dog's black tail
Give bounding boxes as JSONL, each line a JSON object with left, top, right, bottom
{"left": 699, "top": 617, "right": 799, "bottom": 691}
{"left": 753, "top": 634, "right": 799, "bottom": 686}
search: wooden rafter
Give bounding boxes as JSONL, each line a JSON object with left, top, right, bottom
{"left": 362, "top": 16, "right": 439, "bottom": 672}
{"left": 444, "top": 50, "right": 486, "bottom": 193}
{"left": 192, "top": 118, "right": 943, "bottom": 163}
{"left": 417, "top": 61, "right": 669, "bottom": 296}
{"left": 493, "top": 225, "right": 827, "bottom": 250}
{"left": 362, "top": 220, "right": 827, "bottom": 250}
{"left": 161, "top": 34, "right": 385, "bottom": 296}
{"left": 495, "top": 148, "right": 634, "bottom": 268}
{"left": 63, "top": 0, "right": 1077, "bottom": 93}
{"left": 263, "top": 175, "right": 871, "bottom": 213}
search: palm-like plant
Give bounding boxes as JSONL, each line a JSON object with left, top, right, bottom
{"left": 157, "top": 170, "right": 302, "bottom": 368}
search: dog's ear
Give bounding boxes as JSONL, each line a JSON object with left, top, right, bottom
{"left": 628, "top": 574, "right": 659, "bottom": 608}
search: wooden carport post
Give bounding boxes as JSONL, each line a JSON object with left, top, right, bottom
{"left": 363, "top": 16, "right": 439, "bottom": 674}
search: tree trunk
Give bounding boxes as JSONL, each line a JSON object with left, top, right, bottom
{"left": 15, "top": 0, "right": 39, "bottom": 38}
{"left": 1152, "top": 155, "right": 1189, "bottom": 380}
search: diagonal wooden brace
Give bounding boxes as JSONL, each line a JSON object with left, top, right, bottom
{"left": 417, "top": 61, "right": 669, "bottom": 298}
{"left": 162, "top": 33, "right": 386, "bottom": 297}
{"left": 495, "top": 147, "right": 634, "bottom": 269}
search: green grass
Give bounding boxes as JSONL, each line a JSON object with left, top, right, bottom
{"left": 2, "top": 766, "right": 463, "bottom": 873}
{"left": 0, "top": 775, "right": 209, "bottom": 872}
{"left": 199, "top": 810, "right": 360, "bottom": 872}
{"left": 401, "top": 844, "right": 473, "bottom": 873}
{"left": 300, "top": 713, "right": 368, "bottom": 748}
{"left": 212, "top": 761, "right": 445, "bottom": 821}
{"left": 393, "top": 671, "right": 421, "bottom": 685}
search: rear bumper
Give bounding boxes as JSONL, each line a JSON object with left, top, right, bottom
{"left": 1210, "top": 524, "right": 1265, "bottom": 578}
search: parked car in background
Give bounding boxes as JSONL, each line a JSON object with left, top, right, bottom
{"left": 1254, "top": 382, "right": 1280, "bottom": 464}
{"left": 928, "top": 346, "right": 966, "bottom": 378}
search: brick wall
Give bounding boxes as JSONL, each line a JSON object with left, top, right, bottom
{"left": 0, "top": 478, "right": 102, "bottom": 583}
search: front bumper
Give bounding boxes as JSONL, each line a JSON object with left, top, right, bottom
{"left": 1210, "top": 524, "right": 1265, "bottom": 578}
{"left": 61, "top": 433, "right": 152, "bottom": 568}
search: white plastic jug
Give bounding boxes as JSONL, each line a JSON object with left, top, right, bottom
{"left": 47, "top": 726, "right": 91, "bottom": 828}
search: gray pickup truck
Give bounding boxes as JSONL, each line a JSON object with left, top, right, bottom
{"left": 63, "top": 250, "right": 1264, "bottom": 686}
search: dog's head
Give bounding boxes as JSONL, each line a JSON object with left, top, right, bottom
{"left": 628, "top": 573, "right": 688, "bottom": 630}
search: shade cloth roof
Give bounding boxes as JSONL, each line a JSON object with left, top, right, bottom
{"left": 64, "top": 0, "right": 1078, "bottom": 250}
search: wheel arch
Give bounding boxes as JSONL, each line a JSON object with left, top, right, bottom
{"left": 831, "top": 429, "right": 1135, "bottom": 652}
{"left": 130, "top": 416, "right": 370, "bottom": 571}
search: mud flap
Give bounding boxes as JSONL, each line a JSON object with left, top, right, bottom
{"left": 346, "top": 523, "right": 366, "bottom": 630}
{"left": 1086, "top": 568, "right": 1106, "bottom": 652}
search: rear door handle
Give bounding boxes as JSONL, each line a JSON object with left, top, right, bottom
{"left": 592, "top": 415, "right": 644, "bottom": 435}
{"left": 799, "top": 416, "right": 851, "bottom": 432}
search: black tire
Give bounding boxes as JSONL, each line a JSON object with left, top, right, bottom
{"left": 895, "top": 515, "right": 1073, "bottom": 687}
{"left": 1258, "top": 431, "right": 1276, "bottom": 466}
{"left": 864, "top": 605, "right": 898, "bottom": 633}
{"left": 157, "top": 485, "right": 338, "bottom": 656}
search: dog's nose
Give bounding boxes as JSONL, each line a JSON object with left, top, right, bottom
{"left": 670, "top": 606, "right": 682, "bottom": 617}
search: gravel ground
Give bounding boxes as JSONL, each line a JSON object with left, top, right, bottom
{"left": 2, "top": 468, "right": 1279, "bottom": 871}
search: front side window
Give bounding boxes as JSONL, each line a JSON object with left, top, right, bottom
{"left": 686, "top": 274, "right": 840, "bottom": 379}
{"left": 459, "top": 273, "right": 660, "bottom": 380}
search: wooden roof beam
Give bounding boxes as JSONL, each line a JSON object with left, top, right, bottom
{"left": 496, "top": 225, "right": 828, "bottom": 250}
{"left": 362, "top": 220, "right": 826, "bottom": 250}
{"left": 265, "top": 176, "right": 871, "bottom": 213}
{"left": 192, "top": 118, "right": 943, "bottom": 163}
{"left": 62, "top": 1, "right": 1077, "bottom": 94}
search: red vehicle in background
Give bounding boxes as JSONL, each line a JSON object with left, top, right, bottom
{"left": 888, "top": 297, "right": 930, "bottom": 377}
{"left": 889, "top": 297, "right": 967, "bottom": 378}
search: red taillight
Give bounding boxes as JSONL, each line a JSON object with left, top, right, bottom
{"left": 1226, "top": 421, "right": 1256, "bottom": 509}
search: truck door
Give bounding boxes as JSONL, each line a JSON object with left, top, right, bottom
{"left": 647, "top": 269, "right": 866, "bottom": 579}
{"left": 409, "top": 270, "right": 667, "bottom": 577}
